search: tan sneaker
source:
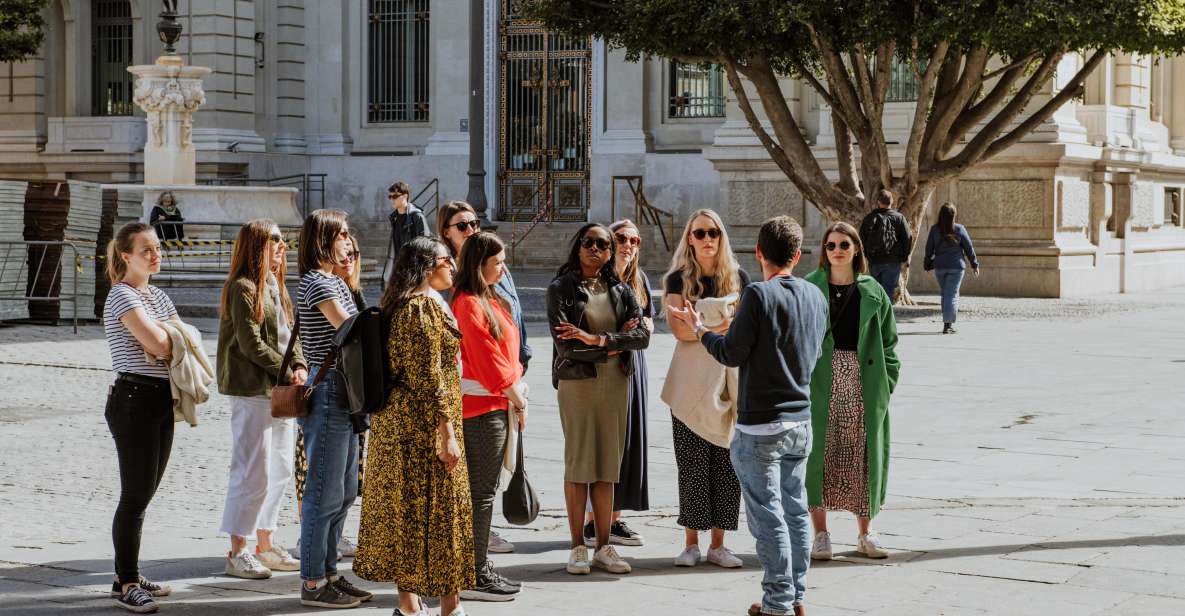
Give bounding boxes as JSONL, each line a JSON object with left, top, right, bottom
{"left": 857, "top": 532, "right": 888, "bottom": 558}
{"left": 256, "top": 545, "right": 299, "bottom": 572}
{"left": 592, "top": 545, "right": 632, "bottom": 574}
{"left": 566, "top": 545, "right": 591, "bottom": 575}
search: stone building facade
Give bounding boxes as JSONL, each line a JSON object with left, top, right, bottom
{"left": 1, "top": 0, "right": 1183, "bottom": 296}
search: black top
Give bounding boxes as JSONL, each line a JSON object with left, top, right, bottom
{"left": 664, "top": 268, "right": 752, "bottom": 300}
{"left": 828, "top": 281, "right": 860, "bottom": 351}
{"left": 859, "top": 207, "right": 914, "bottom": 264}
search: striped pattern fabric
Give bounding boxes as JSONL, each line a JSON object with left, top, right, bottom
{"left": 103, "top": 283, "right": 177, "bottom": 378}
{"left": 296, "top": 271, "right": 357, "bottom": 368}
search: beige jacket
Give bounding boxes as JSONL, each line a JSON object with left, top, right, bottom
{"left": 146, "top": 320, "right": 214, "bottom": 426}
{"left": 661, "top": 338, "right": 739, "bottom": 449}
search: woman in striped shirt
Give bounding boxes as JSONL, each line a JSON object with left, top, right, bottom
{"left": 102, "top": 222, "right": 179, "bottom": 614}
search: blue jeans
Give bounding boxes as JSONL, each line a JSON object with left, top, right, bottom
{"left": 298, "top": 365, "right": 358, "bottom": 581}
{"left": 934, "top": 268, "right": 965, "bottom": 324}
{"left": 868, "top": 262, "right": 902, "bottom": 299}
{"left": 730, "top": 422, "right": 813, "bottom": 614}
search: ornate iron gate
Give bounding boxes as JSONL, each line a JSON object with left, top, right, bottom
{"left": 92, "top": 0, "right": 134, "bottom": 116}
{"left": 498, "top": 2, "right": 591, "bottom": 222}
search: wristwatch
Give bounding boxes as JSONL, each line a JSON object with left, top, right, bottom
{"left": 694, "top": 323, "right": 709, "bottom": 339}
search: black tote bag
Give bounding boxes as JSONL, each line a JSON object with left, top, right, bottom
{"left": 502, "top": 424, "right": 540, "bottom": 526}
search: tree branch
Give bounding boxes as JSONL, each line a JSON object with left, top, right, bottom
{"left": 792, "top": 61, "right": 845, "bottom": 112}
{"left": 833, "top": 108, "right": 861, "bottom": 198}
{"left": 921, "top": 45, "right": 989, "bottom": 164}
{"left": 806, "top": 24, "right": 870, "bottom": 134}
{"left": 903, "top": 40, "right": 950, "bottom": 195}
{"left": 981, "top": 50, "right": 1039, "bottom": 81}
{"left": 940, "top": 55, "right": 1034, "bottom": 155}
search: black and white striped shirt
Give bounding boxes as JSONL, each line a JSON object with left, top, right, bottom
{"left": 103, "top": 283, "right": 178, "bottom": 379}
{"left": 297, "top": 271, "right": 357, "bottom": 368}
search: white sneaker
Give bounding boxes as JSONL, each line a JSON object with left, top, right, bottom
{"left": 811, "top": 531, "right": 833, "bottom": 560}
{"left": 256, "top": 545, "right": 299, "bottom": 572}
{"left": 225, "top": 550, "right": 272, "bottom": 579}
{"left": 488, "top": 530, "right": 515, "bottom": 554}
{"left": 673, "top": 544, "right": 702, "bottom": 567}
{"left": 592, "top": 545, "right": 632, "bottom": 574}
{"left": 706, "top": 546, "right": 743, "bottom": 568}
{"left": 857, "top": 532, "right": 889, "bottom": 558}
{"left": 337, "top": 536, "right": 357, "bottom": 558}
{"left": 566, "top": 545, "right": 591, "bottom": 575}
{"left": 444, "top": 607, "right": 468, "bottom": 616}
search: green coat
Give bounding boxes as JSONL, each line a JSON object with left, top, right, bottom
{"left": 803, "top": 269, "right": 900, "bottom": 519}
{"left": 216, "top": 277, "right": 305, "bottom": 398}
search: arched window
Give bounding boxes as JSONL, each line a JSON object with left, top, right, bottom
{"left": 92, "top": 0, "right": 134, "bottom": 116}
{"left": 367, "top": 0, "right": 431, "bottom": 123}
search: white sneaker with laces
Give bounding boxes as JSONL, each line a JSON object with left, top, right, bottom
{"left": 256, "top": 545, "right": 299, "bottom": 572}
{"left": 811, "top": 531, "right": 833, "bottom": 561}
{"left": 488, "top": 530, "right": 515, "bottom": 554}
{"left": 857, "top": 532, "right": 889, "bottom": 558}
{"left": 337, "top": 536, "right": 357, "bottom": 558}
{"left": 706, "top": 546, "right": 743, "bottom": 568}
{"left": 673, "top": 544, "right": 702, "bottom": 567}
{"left": 225, "top": 550, "right": 272, "bottom": 579}
{"left": 592, "top": 545, "right": 632, "bottom": 574}
{"left": 566, "top": 545, "right": 591, "bottom": 575}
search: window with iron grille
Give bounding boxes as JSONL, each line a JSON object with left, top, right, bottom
{"left": 367, "top": 0, "right": 430, "bottom": 123}
{"left": 668, "top": 61, "right": 725, "bottom": 119}
{"left": 886, "top": 59, "right": 919, "bottom": 103}
{"left": 92, "top": 0, "right": 134, "bottom": 116}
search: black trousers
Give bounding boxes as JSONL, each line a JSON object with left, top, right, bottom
{"left": 105, "top": 376, "right": 174, "bottom": 585}
{"left": 672, "top": 415, "right": 741, "bottom": 531}
{"left": 463, "top": 410, "right": 508, "bottom": 573}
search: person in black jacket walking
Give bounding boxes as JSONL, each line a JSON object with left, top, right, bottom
{"left": 859, "top": 190, "right": 913, "bottom": 301}
{"left": 382, "top": 181, "right": 429, "bottom": 289}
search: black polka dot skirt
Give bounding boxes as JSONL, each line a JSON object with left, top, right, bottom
{"left": 672, "top": 414, "right": 741, "bottom": 531}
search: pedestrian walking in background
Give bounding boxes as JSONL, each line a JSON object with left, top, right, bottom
{"left": 661, "top": 209, "right": 751, "bottom": 570}
{"left": 804, "top": 222, "right": 901, "bottom": 562}
{"left": 859, "top": 189, "right": 913, "bottom": 301}
{"left": 102, "top": 222, "right": 182, "bottom": 613}
{"left": 382, "top": 181, "right": 429, "bottom": 289}
{"left": 354, "top": 237, "right": 475, "bottom": 616}
{"left": 579, "top": 219, "right": 652, "bottom": 547}
{"left": 669, "top": 215, "right": 828, "bottom": 616}
{"left": 923, "top": 202, "right": 979, "bottom": 334}
{"left": 450, "top": 231, "right": 527, "bottom": 602}
{"left": 149, "top": 191, "right": 184, "bottom": 241}
{"left": 438, "top": 200, "right": 531, "bottom": 556}
{"left": 216, "top": 220, "right": 306, "bottom": 580}
{"left": 294, "top": 210, "right": 372, "bottom": 609}
{"left": 547, "top": 223, "right": 651, "bottom": 576}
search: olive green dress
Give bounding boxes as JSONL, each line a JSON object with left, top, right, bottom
{"left": 354, "top": 296, "right": 475, "bottom": 597}
{"left": 557, "top": 277, "right": 631, "bottom": 484}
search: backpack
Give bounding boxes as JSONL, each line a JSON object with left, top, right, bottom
{"left": 331, "top": 307, "right": 390, "bottom": 415}
{"left": 861, "top": 210, "right": 899, "bottom": 260}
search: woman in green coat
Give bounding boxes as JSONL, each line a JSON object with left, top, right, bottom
{"left": 803, "top": 221, "right": 900, "bottom": 561}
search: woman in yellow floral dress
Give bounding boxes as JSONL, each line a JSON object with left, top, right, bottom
{"left": 354, "top": 237, "right": 475, "bottom": 616}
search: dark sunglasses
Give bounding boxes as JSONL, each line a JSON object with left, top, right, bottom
{"left": 388, "top": 193, "right": 405, "bottom": 199}
{"left": 690, "top": 228, "right": 722, "bottom": 241}
{"left": 615, "top": 234, "right": 640, "bottom": 247}
{"left": 825, "top": 240, "right": 853, "bottom": 252}
{"left": 436, "top": 255, "right": 456, "bottom": 269}
{"left": 580, "top": 237, "right": 611, "bottom": 251}
{"left": 447, "top": 219, "right": 481, "bottom": 233}
{"left": 345, "top": 250, "right": 360, "bottom": 262}
{"left": 269, "top": 233, "right": 284, "bottom": 244}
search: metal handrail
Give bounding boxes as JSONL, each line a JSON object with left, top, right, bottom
{"left": 611, "top": 176, "right": 675, "bottom": 253}
{"left": 508, "top": 184, "right": 550, "bottom": 263}
{"left": 0, "top": 240, "right": 82, "bottom": 333}
{"left": 413, "top": 178, "right": 441, "bottom": 223}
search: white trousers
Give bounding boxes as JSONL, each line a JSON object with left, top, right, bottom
{"left": 219, "top": 396, "right": 295, "bottom": 538}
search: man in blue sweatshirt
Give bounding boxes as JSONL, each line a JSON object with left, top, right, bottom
{"left": 670, "top": 215, "right": 827, "bottom": 616}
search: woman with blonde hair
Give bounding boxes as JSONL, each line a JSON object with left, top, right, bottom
{"left": 217, "top": 220, "right": 307, "bottom": 579}
{"left": 661, "top": 208, "right": 750, "bottom": 569}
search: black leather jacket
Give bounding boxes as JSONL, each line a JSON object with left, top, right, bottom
{"left": 546, "top": 270, "right": 651, "bottom": 389}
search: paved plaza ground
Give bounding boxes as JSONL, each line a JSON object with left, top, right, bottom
{"left": 1, "top": 288, "right": 1184, "bottom": 615}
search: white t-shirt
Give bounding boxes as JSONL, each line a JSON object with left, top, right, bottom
{"left": 103, "top": 282, "right": 177, "bottom": 379}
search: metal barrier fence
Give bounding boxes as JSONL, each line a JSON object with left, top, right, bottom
{"left": 140, "top": 221, "right": 301, "bottom": 275}
{"left": 0, "top": 241, "right": 83, "bottom": 333}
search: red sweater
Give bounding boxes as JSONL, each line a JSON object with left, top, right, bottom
{"left": 453, "top": 291, "right": 522, "bottom": 419}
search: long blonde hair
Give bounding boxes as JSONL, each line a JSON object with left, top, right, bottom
{"left": 663, "top": 209, "right": 741, "bottom": 302}
{"left": 610, "top": 219, "right": 648, "bottom": 310}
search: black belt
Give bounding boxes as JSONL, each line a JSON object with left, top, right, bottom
{"left": 116, "top": 372, "right": 170, "bottom": 388}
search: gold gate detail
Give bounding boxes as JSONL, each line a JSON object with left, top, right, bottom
{"left": 498, "top": 2, "right": 591, "bottom": 222}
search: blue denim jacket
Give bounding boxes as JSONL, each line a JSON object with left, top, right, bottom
{"left": 924, "top": 224, "right": 979, "bottom": 271}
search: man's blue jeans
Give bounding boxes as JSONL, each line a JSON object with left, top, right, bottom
{"left": 934, "top": 268, "right": 965, "bottom": 324}
{"left": 298, "top": 365, "right": 358, "bottom": 581}
{"left": 730, "top": 421, "right": 813, "bottom": 614}
{"left": 868, "top": 262, "right": 902, "bottom": 300}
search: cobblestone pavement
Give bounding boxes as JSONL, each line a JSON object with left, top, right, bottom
{"left": 1, "top": 287, "right": 1184, "bottom": 615}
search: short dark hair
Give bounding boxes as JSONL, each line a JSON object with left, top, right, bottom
{"left": 876, "top": 189, "right": 894, "bottom": 207}
{"left": 298, "top": 209, "right": 349, "bottom": 275}
{"left": 388, "top": 181, "right": 411, "bottom": 197}
{"left": 756, "top": 216, "right": 803, "bottom": 267}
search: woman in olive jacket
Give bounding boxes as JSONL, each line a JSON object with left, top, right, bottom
{"left": 803, "top": 221, "right": 900, "bottom": 562}
{"left": 216, "top": 219, "right": 308, "bottom": 578}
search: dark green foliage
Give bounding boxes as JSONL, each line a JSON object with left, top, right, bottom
{"left": 0, "top": 0, "right": 48, "bottom": 64}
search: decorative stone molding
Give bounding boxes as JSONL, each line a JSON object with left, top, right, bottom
{"left": 133, "top": 76, "right": 206, "bottom": 148}
{"left": 126, "top": 62, "right": 212, "bottom": 185}
{"left": 957, "top": 180, "right": 1049, "bottom": 228}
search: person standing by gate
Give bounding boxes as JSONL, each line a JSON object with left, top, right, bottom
{"left": 859, "top": 189, "right": 913, "bottom": 301}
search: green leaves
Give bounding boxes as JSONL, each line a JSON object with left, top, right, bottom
{"left": 0, "top": 0, "right": 48, "bottom": 64}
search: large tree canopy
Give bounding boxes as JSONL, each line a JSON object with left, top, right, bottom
{"left": 0, "top": 0, "right": 47, "bottom": 64}
{"left": 526, "top": 0, "right": 1185, "bottom": 229}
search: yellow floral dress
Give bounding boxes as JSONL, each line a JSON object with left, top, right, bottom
{"left": 353, "top": 296, "right": 475, "bottom": 597}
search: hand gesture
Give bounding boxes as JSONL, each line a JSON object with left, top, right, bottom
{"left": 667, "top": 305, "right": 703, "bottom": 332}
{"left": 291, "top": 368, "right": 308, "bottom": 386}
{"left": 555, "top": 322, "right": 601, "bottom": 346}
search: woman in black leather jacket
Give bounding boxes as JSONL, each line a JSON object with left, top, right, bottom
{"left": 546, "top": 223, "right": 650, "bottom": 576}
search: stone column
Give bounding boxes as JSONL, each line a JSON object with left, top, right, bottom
{"left": 128, "top": 60, "right": 212, "bottom": 185}
{"left": 304, "top": 0, "right": 350, "bottom": 155}
{"left": 1169, "top": 57, "right": 1185, "bottom": 153}
{"left": 184, "top": 0, "right": 264, "bottom": 152}
{"left": 273, "top": 0, "right": 308, "bottom": 153}
{"left": 597, "top": 47, "right": 648, "bottom": 154}
{"left": 424, "top": 4, "right": 470, "bottom": 156}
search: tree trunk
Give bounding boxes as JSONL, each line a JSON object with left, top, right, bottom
{"left": 891, "top": 185, "right": 936, "bottom": 306}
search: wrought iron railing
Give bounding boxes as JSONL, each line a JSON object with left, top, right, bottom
{"left": 414, "top": 178, "right": 441, "bottom": 224}
{"left": 669, "top": 61, "right": 726, "bottom": 118}
{"left": 367, "top": 0, "right": 431, "bottom": 123}
{"left": 610, "top": 176, "right": 675, "bottom": 253}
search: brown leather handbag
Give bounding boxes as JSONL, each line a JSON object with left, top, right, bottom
{"left": 271, "top": 319, "right": 334, "bottom": 418}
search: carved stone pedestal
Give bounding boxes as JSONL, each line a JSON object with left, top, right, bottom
{"left": 127, "top": 57, "right": 211, "bottom": 185}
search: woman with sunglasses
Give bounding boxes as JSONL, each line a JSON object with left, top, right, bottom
{"left": 662, "top": 209, "right": 750, "bottom": 569}
{"left": 547, "top": 224, "right": 650, "bottom": 576}
{"left": 579, "top": 219, "right": 651, "bottom": 547}
{"left": 803, "top": 221, "right": 900, "bottom": 561}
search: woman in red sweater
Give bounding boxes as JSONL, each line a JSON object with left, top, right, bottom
{"left": 451, "top": 232, "right": 529, "bottom": 602}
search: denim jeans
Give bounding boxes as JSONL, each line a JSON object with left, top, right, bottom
{"left": 730, "top": 422, "right": 812, "bottom": 614}
{"left": 934, "top": 268, "right": 965, "bottom": 324}
{"left": 298, "top": 365, "right": 358, "bottom": 581}
{"left": 868, "top": 262, "right": 902, "bottom": 299}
